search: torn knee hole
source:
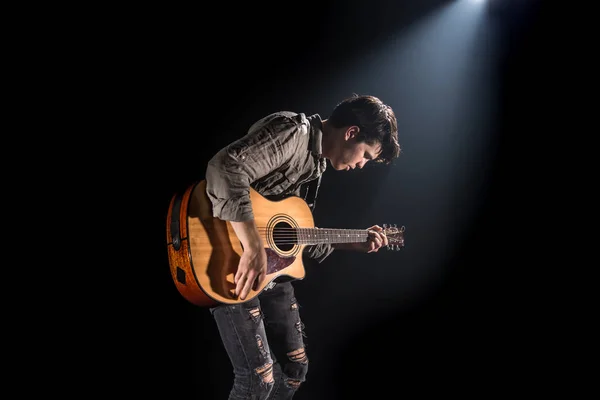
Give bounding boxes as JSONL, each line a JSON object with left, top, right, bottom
{"left": 287, "top": 348, "right": 308, "bottom": 364}
{"left": 255, "top": 335, "right": 265, "bottom": 350}
{"left": 255, "top": 362, "right": 274, "bottom": 383}
{"left": 285, "top": 378, "right": 301, "bottom": 389}
{"left": 294, "top": 321, "right": 306, "bottom": 337}
{"left": 248, "top": 307, "right": 261, "bottom": 319}
{"left": 255, "top": 334, "right": 269, "bottom": 357}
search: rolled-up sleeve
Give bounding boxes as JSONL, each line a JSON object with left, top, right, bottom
{"left": 205, "top": 115, "right": 300, "bottom": 221}
{"left": 304, "top": 243, "right": 335, "bottom": 263}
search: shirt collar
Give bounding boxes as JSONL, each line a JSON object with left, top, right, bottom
{"left": 307, "top": 113, "right": 323, "bottom": 157}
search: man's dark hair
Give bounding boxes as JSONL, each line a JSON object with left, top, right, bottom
{"left": 328, "top": 94, "right": 401, "bottom": 164}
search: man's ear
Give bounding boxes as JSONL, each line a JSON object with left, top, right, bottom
{"left": 344, "top": 126, "right": 360, "bottom": 140}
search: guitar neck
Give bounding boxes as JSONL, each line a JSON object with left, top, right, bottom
{"left": 296, "top": 228, "right": 369, "bottom": 245}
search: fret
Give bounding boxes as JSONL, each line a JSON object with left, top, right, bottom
{"left": 295, "top": 228, "right": 369, "bottom": 245}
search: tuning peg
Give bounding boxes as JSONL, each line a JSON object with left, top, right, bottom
{"left": 383, "top": 223, "right": 387, "bottom": 229}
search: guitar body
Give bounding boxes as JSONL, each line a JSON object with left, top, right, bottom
{"left": 166, "top": 180, "right": 314, "bottom": 307}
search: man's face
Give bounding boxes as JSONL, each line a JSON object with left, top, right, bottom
{"left": 330, "top": 130, "right": 381, "bottom": 171}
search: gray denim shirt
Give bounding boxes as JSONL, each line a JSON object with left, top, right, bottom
{"left": 205, "top": 111, "right": 334, "bottom": 263}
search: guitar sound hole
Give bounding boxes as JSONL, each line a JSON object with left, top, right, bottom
{"left": 273, "top": 222, "right": 296, "bottom": 252}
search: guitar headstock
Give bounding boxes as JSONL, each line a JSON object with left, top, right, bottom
{"left": 383, "top": 224, "right": 405, "bottom": 251}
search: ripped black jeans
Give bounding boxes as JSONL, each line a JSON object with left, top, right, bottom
{"left": 210, "top": 281, "right": 309, "bottom": 400}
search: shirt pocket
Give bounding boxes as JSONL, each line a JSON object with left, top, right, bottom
{"left": 254, "top": 165, "right": 301, "bottom": 197}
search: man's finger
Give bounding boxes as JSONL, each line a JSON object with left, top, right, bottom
{"left": 235, "top": 274, "right": 245, "bottom": 296}
{"left": 253, "top": 270, "right": 266, "bottom": 291}
{"left": 240, "top": 271, "right": 258, "bottom": 300}
{"left": 240, "top": 279, "right": 253, "bottom": 300}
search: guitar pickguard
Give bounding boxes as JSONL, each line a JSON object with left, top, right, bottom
{"left": 265, "top": 248, "right": 295, "bottom": 274}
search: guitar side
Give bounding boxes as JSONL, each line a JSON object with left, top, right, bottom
{"left": 166, "top": 180, "right": 314, "bottom": 307}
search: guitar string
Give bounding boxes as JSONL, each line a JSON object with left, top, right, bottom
{"left": 255, "top": 228, "right": 396, "bottom": 232}
{"left": 253, "top": 228, "right": 399, "bottom": 244}
{"left": 255, "top": 229, "right": 391, "bottom": 238}
{"left": 255, "top": 228, "right": 370, "bottom": 231}
{"left": 252, "top": 231, "right": 398, "bottom": 244}
{"left": 254, "top": 229, "right": 387, "bottom": 244}
{"left": 256, "top": 229, "right": 370, "bottom": 238}
{"left": 255, "top": 229, "right": 388, "bottom": 236}
{"left": 258, "top": 227, "right": 401, "bottom": 235}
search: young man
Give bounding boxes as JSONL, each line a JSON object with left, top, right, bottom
{"left": 205, "top": 94, "right": 401, "bottom": 399}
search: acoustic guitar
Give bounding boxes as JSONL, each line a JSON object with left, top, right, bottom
{"left": 166, "top": 180, "right": 405, "bottom": 307}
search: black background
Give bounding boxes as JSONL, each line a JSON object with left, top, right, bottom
{"left": 85, "top": 0, "right": 558, "bottom": 397}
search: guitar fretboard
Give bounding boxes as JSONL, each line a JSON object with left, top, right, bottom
{"left": 294, "top": 228, "right": 369, "bottom": 245}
